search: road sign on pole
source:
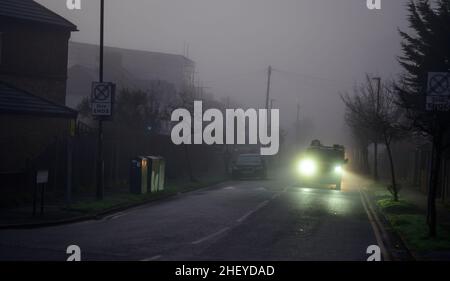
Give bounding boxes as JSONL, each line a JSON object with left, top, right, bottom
{"left": 426, "top": 72, "right": 450, "bottom": 112}
{"left": 91, "top": 82, "right": 115, "bottom": 117}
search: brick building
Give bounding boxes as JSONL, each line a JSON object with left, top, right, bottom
{"left": 0, "top": 0, "right": 77, "bottom": 204}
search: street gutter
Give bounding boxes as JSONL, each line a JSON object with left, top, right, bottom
{"left": 360, "top": 188, "right": 417, "bottom": 261}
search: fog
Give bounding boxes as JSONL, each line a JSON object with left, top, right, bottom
{"left": 37, "top": 0, "right": 409, "bottom": 146}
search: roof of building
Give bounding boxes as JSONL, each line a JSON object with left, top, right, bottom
{"left": 67, "top": 42, "right": 194, "bottom": 101}
{"left": 0, "top": 0, "right": 77, "bottom": 31}
{"left": 68, "top": 41, "right": 194, "bottom": 72}
{"left": 0, "top": 82, "right": 78, "bottom": 118}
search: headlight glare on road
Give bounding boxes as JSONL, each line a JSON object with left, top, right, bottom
{"left": 334, "top": 165, "right": 343, "bottom": 174}
{"left": 298, "top": 159, "right": 317, "bottom": 176}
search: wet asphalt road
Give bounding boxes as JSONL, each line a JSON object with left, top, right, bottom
{"left": 0, "top": 179, "right": 377, "bottom": 261}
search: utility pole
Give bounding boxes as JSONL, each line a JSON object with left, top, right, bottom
{"left": 224, "top": 96, "right": 231, "bottom": 176}
{"left": 265, "top": 66, "right": 272, "bottom": 109}
{"left": 270, "top": 98, "right": 276, "bottom": 110}
{"left": 196, "top": 78, "right": 201, "bottom": 100}
{"left": 372, "top": 77, "right": 381, "bottom": 182}
{"left": 296, "top": 102, "right": 301, "bottom": 145}
{"left": 96, "top": 0, "right": 105, "bottom": 200}
{"left": 269, "top": 98, "right": 276, "bottom": 128}
{"left": 191, "top": 71, "right": 198, "bottom": 100}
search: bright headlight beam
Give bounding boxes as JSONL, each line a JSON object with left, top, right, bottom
{"left": 298, "top": 159, "right": 317, "bottom": 176}
{"left": 334, "top": 165, "right": 343, "bottom": 174}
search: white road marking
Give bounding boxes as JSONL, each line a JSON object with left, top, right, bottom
{"left": 189, "top": 184, "right": 287, "bottom": 248}
{"left": 102, "top": 211, "right": 127, "bottom": 220}
{"left": 107, "top": 212, "right": 129, "bottom": 220}
{"left": 141, "top": 255, "right": 162, "bottom": 261}
{"left": 191, "top": 227, "right": 231, "bottom": 245}
{"left": 271, "top": 193, "right": 280, "bottom": 200}
{"left": 236, "top": 200, "right": 269, "bottom": 223}
{"left": 359, "top": 189, "right": 390, "bottom": 261}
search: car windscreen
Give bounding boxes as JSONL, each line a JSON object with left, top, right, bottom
{"left": 236, "top": 155, "right": 262, "bottom": 166}
{"left": 306, "top": 148, "right": 344, "bottom": 162}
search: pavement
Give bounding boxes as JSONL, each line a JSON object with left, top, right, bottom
{"left": 0, "top": 177, "right": 227, "bottom": 229}
{"left": 0, "top": 205, "right": 91, "bottom": 228}
{"left": 0, "top": 174, "right": 383, "bottom": 261}
{"left": 390, "top": 187, "right": 450, "bottom": 260}
{"left": 400, "top": 187, "right": 450, "bottom": 221}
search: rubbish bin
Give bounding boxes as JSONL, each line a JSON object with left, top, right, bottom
{"left": 158, "top": 157, "right": 165, "bottom": 191}
{"left": 129, "top": 156, "right": 148, "bottom": 194}
{"left": 145, "top": 156, "right": 160, "bottom": 193}
{"left": 144, "top": 156, "right": 166, "bottom": 192}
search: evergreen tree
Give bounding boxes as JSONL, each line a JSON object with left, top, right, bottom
{"left": 397, "top": 0, "right": 450, "bottom": 237}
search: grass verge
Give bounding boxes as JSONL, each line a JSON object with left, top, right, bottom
{"left": 65, "top": 176, "right": 227, "bottom": 215}
{"left": 375, "top": 191, "right": 450, "bottom": 253}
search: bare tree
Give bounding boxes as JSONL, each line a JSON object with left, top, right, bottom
{"left": 341, "top": 75, "right": 407, "bottom": 201}
{"left": 176, "top": 88, "right": 197, "bottom": 182}
{"left": 345, "top": 113, "right": 371, "bottom": 175}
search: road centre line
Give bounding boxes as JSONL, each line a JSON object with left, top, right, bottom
{"left": 141, "top": 255, "right": 162, "bottom": 261}
{"left": 191, "top": 227, "right": 231, "bottom": 245}
{"left": 271, "top": 193, "right": 280, "bottom": 200}
{"left": 236, "top": 200, "right": 270, "bottom": 223}
{"left": 190, "top": 186, "right": 285, "bottom": 246}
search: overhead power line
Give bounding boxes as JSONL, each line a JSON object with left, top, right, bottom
{"left": 271, "top": 67, "right": 354, "bottom": 87}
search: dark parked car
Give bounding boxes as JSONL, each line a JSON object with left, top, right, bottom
{"left": 232, "top": 154, "right": 267, "bottom": 180}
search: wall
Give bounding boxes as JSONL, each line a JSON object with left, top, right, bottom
{"left": 0, "top": 18, "right": 71, "bottom": 104}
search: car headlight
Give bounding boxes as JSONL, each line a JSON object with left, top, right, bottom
{"left": 298, "top": 159, "right": 317, "bottom": 176}
{"left": 334, "top": 165, "right": 343, "bottom": 174}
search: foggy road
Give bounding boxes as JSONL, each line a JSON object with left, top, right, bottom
{"left": 0, "top": 179, "right": 378, "bottom": 261}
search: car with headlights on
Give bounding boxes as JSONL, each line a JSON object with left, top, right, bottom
{"left": 232, "top": 154, "right": 267, "bottom": 180}
{"left": 296, "top": 140, "right": 347, "bottom": 190}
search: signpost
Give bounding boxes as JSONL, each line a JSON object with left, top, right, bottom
{"left": 96, "top": 0, "right": 106, "bottom": 201}
{"left": 93, "top": 0, "right": 116, "bottom": 201}
{"left": 36, "top": 170, "right": 49, "bottom": 184}
{"left": 91, "top": 81, "right": 114, "bottom": 201}
{"left": 33, "top": 170, "right": 48, "bottom": 216}
{"left": 426, "top": 72, "right": 450, "bottom": 112}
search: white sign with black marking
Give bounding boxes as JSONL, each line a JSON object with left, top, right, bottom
{"left": 426, "top": 72, "right": 450, "bottom": 112}
{"left": 91, "top": 82, "right": 115, "bottom": 117}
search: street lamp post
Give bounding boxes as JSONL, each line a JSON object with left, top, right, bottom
{"left": 265, "top": 66, "right": 272, "bottom": 110}
{"left": 96, "top": 0, "right": 105, "bottom": 200}
{"left": 372, "top": 77, "right": 381, "bottom": 182}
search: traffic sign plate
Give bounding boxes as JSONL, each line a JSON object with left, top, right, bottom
{"left": 91, "top": 82, "right": 115, "bottom": 117}
{"left": 92, "top": 103, "right": 112, "bottom": 116}
{"left": 427, "top": 72, "right": 450, "bottom": 96}
{"left": 92, "top": 82, "right": 113, "bottom": 103}
{"left": 426, "top": 72, "right": 450, "bottom": 112}
{"left": 36, "top": 170, "right": 49, "bottom": 184}
{"left": 426, "top": 95, "right": 450, "bottom": 112}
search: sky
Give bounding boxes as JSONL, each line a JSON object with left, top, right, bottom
{"left": 37, "top": 0, "right": 411, "bottom": 146}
